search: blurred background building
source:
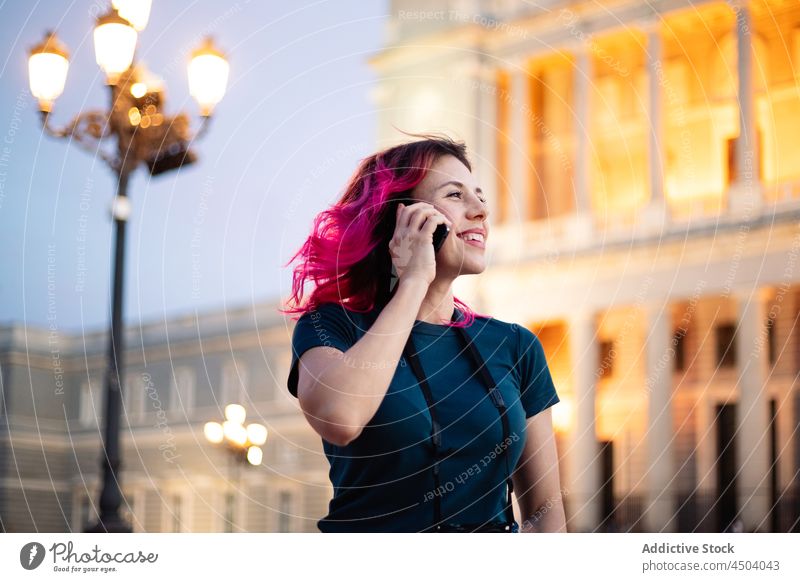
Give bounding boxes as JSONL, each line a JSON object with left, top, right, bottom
{"left": 0, "top": 303, "right": 326, "bottom": 532}
{"left": 2, "top": 0, "right": 800, "bottom": 532}
{"left": 369, "top": 0, "right": 800, "bottom": 532}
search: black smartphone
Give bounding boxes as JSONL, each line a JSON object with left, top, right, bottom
{"left": 392, "top": 202, "right": 450, "bottom": 253}
{"left": 432, "top": 223, "right": 450, "bottom": 253}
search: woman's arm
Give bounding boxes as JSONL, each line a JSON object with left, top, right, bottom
{"left": 296, "top": 277, "right": 428, "bottom": 446}
{"left": 511, "top": 408, "right": 568, "bottom": 532}
{"left": 295, "top": 202, "right": 449, "bottom": 447}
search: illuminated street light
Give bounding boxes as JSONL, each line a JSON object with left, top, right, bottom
{"left": 93, "top": 8, "right": 137, "bottom": 83}
{"left": 112, "top": 0, "right": 153, "bottom": 31}
{"left": 27, "top": 2, "right": 228, "bottom": 534}
{"left": 189, "top": 37, "right": 229, "bottom": 117}
{"left": 206, "top": 404, "right": 267, "bottom": 467}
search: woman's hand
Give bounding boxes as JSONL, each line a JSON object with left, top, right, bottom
{"left": 389, "top": 201, "right": 452, "bottom": 287}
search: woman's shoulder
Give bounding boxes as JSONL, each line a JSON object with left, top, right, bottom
{"left": 471, "top": 312, "right": 519, "bottom": 333}
{"left": 301, "top": 300, "right": 362, "bottom": 314}
{"left": 290, "top": 301, "right": 374, "bottom": 352}
{"left": 470, "top": 314, "right": 539, "bottom": 348}
{"left": 296, "top": 301, "right": 376, "bottom": 327}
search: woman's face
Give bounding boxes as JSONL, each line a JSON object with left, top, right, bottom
{"left": 410, "top": 154, "right": 490, "bottom": 278}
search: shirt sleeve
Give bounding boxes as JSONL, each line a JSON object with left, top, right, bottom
{"left": 516, "top": 325, "right": 560, "bottom": 418}
{"left": 287, "top": 302, "right": 358, "bottom": 398}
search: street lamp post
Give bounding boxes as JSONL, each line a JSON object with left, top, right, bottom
{"left": 205, "top": 404, "right": 267, "bottom": 531}
{"left": 27, "top": 3, "right": 229, "bottom": 533}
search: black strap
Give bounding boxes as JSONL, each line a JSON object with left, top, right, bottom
{"left": 454, "top": 325, "right": 516, "bottom": 528}
{"left": 403, "top": 334, "right": 446, "bottom": 529}
{"left": 402, "top": 315, "right": 516, "bottom": 532}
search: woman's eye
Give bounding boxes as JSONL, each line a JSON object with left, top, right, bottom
{"left": 447, "top": 191, "right": 486, "bottom": 204}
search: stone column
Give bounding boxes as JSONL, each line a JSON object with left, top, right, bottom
{"left": 641, "top": 17, "right": 671, "bottom": 230}
{"left": 565, "top": 310, "right": 601, "bottom": 531}
{"left": 734, "top": 287, "right": 771, "bottom": 530}
{"left": 643, "top": 302, "right": 676, "bottom": 532}
{"left": 566, "top": 44, "right": 594, "bottom": 243}
{"left": 729, "top": 0, "right": 762, "bottom": 214}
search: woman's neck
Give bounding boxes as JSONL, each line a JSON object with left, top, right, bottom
{"left": 415, "top": 278, "right": 455, "bottom": 324}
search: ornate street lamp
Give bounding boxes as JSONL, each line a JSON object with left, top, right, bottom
{"left": 112, "top": 0, "right": 153, "bottom": 32}
{"left": 205, "top": 405, "right": 267, "bottom": 532}
{"left": 28, "top": 5, "right": 228, "bottom": 533}
{"left": 205, "top": 404, "right": 268, "bottom": 467}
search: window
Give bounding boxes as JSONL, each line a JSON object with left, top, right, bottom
{"left": 726, "top": 136, "right": 737, "bottom": 185}
{"left": 125, "top": 372, "right": 146, "bottom": 423}
{"left": 599, "top": 440, "right": 615, "bottom": 530}
{"left": 79, "top": 378, "right": 101, "bottom": 427}
{"left": 278, "top": 491, "right": 293, "bottom": 533}
{"left": 596, "top": 76, "right": 622, "bottom": 126}
{"left": 120, "top": 491, "right": 136, "bottom": 531}
{"left": 726, "top": 130, "right": 763, "bottom": 186}
{"left": 271, "top": 352, "right": 292, "bottom": 400}
{"left": 221, "top": 358, "right": 248, "bottom": 406}
{"left": 715, "top": 323, "right": 737, "bottom": 369}
{"left": 224, "top": 492, "right": 235, "bottom": 533}
{"left": 76, "top": 496, "right": 97, "bottom": 531}
{"left": 279, "top": 441, "right": 299, "bottom": 466}
{"left": 793, "top": 28, "right": 800, "bottom": 82}
{"left": 171, "top": 367, "right": 195, "bottom": 416}
{"left": 795, "top": 307, "right": 800, "bottom": 374}
{"left": 531, "top": 58, "right": 575, "bottom": 220}
{"left": 665, "top": 59, "right": 689, "bottom": 105}
{"left": 673, "top": 329, "right": 686, "bottom": 372}
{"left": 495, "top": 69, "right": 511, "bottom": 225}
{"left": 0, "top": 363, "right": 5, "bottom": 419}
{"left": 767, "top": 315, "right": 777, "bottom": 367}
{"left": 598, "top": 340, "right": 615, "bottom": 379}
{"left": 794, "top": 392, "right": 800, "bottom": 504}
{"left": 170, "top": 494, "right": 183, "bottom": 533}
{"left": 633, "top": 69, "right": 648, "bottom": 118}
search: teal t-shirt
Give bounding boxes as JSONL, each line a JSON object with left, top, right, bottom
{"left": 287, "top": 302, "right": 559, "bottom": 532}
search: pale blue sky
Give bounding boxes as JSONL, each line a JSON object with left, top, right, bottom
{"left": 0, "top": 0, "right": 387, "bottom": 332}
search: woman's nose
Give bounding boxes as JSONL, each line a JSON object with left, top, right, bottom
{"left": 467, "top": 193, "right": 488, "bottom": 220}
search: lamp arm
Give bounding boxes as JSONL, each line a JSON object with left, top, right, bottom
{"left": 39, "top": 108, "right": 118, "bottom": 168}
{"left": 192, "top": 115, "right": 213, "bottom": 141}
{"left": 39, "top": 110, "right": 70, "bottom": 138}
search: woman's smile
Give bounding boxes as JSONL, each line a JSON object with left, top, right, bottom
{"left": 456, "top": 229, "right": 486, "bottom": 250}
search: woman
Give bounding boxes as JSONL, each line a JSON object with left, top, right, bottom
{"left": 283, "top": 135, "right": 566, "bottom": 533}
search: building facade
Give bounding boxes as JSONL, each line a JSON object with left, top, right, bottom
{"left": 3, "top": 0, "right": 800, "bottom": 534}
{"left": 371, "top": 0, "right": 800, "bottom": 532}
{"left": 0, "top": 303, "right": 330, "bottom": 532}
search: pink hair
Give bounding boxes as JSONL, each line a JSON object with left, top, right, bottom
{"left": 280, "top": 135, "right": 485, "bottom": 327}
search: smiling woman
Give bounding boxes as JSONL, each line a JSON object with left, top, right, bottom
{"left": 281, "top": 135, "right": 565, "bottom": 533}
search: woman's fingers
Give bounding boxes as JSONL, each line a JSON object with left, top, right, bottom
{"left": 389, "top": 201, "right": 451, "bottom": 286}
{"left": 408, "top": 208, "right": 440, "bottom": 233}
{"left": 420, "top": 212, "right": 447, "bottom": 234}
{"left": 401, "top": 202, "right": 450, "bottom": 234}
{"left": 398, "top": 201, "right": 432, "bottom": 229}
